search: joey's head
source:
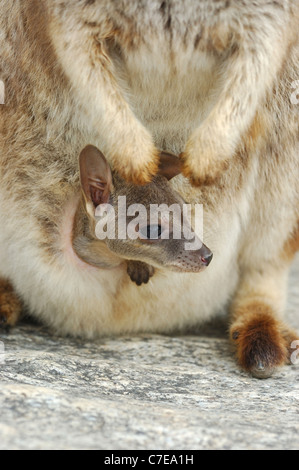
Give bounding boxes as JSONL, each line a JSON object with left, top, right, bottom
{"left": 79, "top": 145, "right": 213, "bottom": 274}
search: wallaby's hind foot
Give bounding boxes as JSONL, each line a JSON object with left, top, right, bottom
{"left": 0, "top": 279, "right": 22, "bottom": 327}
{"left": 230, "top": 306, "right": 298, "bottom": 379}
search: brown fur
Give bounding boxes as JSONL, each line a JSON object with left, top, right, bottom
{"left": 230, "top": 305, "right": 290, "bottom": 377}
{"left": 0, "top": 279, "right": 22, "bottom": 327}
{"left": 127, "top": 261, "right": 155, "bottom": 286}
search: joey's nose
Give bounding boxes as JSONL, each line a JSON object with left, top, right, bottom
{"left": 201, "top": 251, "right": 213, "bottom": 266}
{"left": 199, "top": 245, "right": 213, "bottom": 267}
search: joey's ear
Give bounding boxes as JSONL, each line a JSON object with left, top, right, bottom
{"left": 158, "top": 152, "right": 182, "bottom": 180}
{"left": 79, "top": 145, "right": 113, "bottom": 216}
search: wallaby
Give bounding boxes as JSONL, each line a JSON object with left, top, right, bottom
{"left": 76, "top": 146, "right": 213, "bottom": 286}
{"left": 0, "top": 0, "right": 298, "bottom": 378}
{"left": 0, "top": 146, "right": 213, "bottom": 323}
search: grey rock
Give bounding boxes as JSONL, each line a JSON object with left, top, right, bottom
{"left": 0, "top": 257, "right": 299, "bottom": 450}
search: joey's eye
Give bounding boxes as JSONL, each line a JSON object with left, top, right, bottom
{"left": 139, "top": 225, "right": 163, "bottom": 240}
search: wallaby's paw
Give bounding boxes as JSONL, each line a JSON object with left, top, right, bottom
{"left": 0, "top": 280, "right": 22, "bottom": 328}
{"left": 127, "top": 261, "right": 155, "bottom": 286}
{"left": 181, "top": 125, "right": 232, "bottom": 186}
{"left": 181, "top": 153, "right": 229, "bottom": 186}
{"left": 230, "top": 308, "right": 291, "bottom": 379}
{"left": 112, "top": 147, "right": 160, "bottom": 186}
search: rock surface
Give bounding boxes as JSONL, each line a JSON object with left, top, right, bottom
{"left": 0, "top": 257, "right": 299, "bottom": 450}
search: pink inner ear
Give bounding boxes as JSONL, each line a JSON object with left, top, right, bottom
{"left": 79, "top": 145, "right": 112, "bottom": 208}
{"left": 89, "top": 179, "right": 110, "bottom": 207}
{"left": 90, "top": 186, "right": 103, "bottom": 208}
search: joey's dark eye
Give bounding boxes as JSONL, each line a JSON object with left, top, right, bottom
{"left": 139, "top": 225, "right": 163, "bottom": 240}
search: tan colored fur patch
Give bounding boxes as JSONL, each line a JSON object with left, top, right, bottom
{"left": 209, "top": 24, "right": 232, "bottom": 53}
{"left": 243, "top": 111, "right": 269, "bottom": 153}
{"left": 283, "top": 223, "right": 299, "bottom": 262}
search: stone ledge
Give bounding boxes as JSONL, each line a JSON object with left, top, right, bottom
{"left": 0, "top": 256, "right": 298, "bottom": 450}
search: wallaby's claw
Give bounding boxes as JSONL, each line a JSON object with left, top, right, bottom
{"left": 127, "top": 261, "right": 155, "bottom": 286}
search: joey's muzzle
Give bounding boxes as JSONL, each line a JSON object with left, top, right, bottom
{"left": 169, "top": 243, "right": 213, "bottom": 273}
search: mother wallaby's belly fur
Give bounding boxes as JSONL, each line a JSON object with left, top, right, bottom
{"left": 119, "top": 51, "right": 218, "bottom": 153}
{"left": 104, "top": 3, "right": 222, "bottom": 154}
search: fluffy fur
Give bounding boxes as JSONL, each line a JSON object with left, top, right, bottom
{"left": 0, "top": 0, "right": 298, "bottom": 377}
